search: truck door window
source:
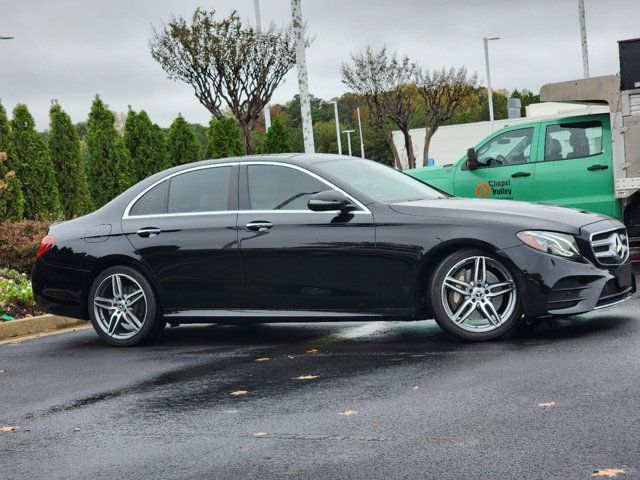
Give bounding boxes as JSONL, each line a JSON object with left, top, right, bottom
{"left": 475, "top": 128, "right": 534, "bottom": 168}
{"left": 544, "top": 121, "right": 603, "bottom": 161}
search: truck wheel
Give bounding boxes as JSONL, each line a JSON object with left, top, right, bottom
{"left": 429, "top": 248, "right": 523, "bottom": 341}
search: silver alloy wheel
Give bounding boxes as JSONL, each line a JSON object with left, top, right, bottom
{"left": 93, "top": 273, "right": 147, "bottom": 340}
{"left": 440, "top": 255, "right": 517, "bottom": 332}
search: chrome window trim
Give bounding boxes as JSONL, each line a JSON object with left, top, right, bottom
{"left": 123, "top": 162, "right": 236, "bottom": 219}
{"left": 122, "top": 160, "right": 371, "bottom": 219}
{"left": 589, "top": 227, "right": 629, "bottom": 265}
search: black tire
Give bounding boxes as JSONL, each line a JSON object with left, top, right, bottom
{"left": 429, "top": 248, "right": 523, "bottom": 341}
{"left": 88, "top": 265, "right": 162, "bottom": 347}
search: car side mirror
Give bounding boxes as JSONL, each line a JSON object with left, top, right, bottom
{"left": 308, "top": 190, "right": 356, "bottom": 213}
{"left": 466, "top": 148, "right": 478, "bottom": 170}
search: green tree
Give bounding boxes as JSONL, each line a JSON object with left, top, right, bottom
{"left": 86, "top": 96, "right": 134, "bottom": 207}
{"left": 0, "top": 102, "right": 24, "bottom": 221}
{"left": 48, "top": 103, "right": 92, "bottom": 218}
{"left": 205, "top": 117, "right": 245, "bottom": 159}
{"left": 10, "top": 104, "right": 60, "bottom": 220}
{"left": 124, "top": 108, "right": 168, "bottom": 182}
{"left": 259, "top": 117, "right": 292, "bottom": 154}
{"left": 167, "top": 114, "right": 201, "bottom": 166}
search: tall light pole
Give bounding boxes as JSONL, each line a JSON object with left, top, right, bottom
{"left": 253, "top": 0, "right": 272, "bottom": 130}
{"left": 578, "top": 0, "right": 590, "bottom": 78}
{"left": 356, "top": 107, "right": 365, "bottom": 158}
{"left": 331, "top": 101, "right": 342, "bottom": 155}
{"left": 483, "top": 36, "right": 500, "bottom": 132}
{"left": 291, "top": 0, "right": 315, "bottom": 153}
{"left": 342, "top": 130, "right": 355, "bottom": 156}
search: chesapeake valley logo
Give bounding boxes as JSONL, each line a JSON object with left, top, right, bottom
{"left": 475, "top": 180, "right": 512, "bottom": 199}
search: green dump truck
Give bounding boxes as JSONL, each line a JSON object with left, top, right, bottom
{"left": 407, "top": 75, "right": 640, "bottom": 261}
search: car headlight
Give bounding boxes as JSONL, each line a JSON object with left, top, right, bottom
{"left": 516, "top": 230, "right": 581, "bottom": 259}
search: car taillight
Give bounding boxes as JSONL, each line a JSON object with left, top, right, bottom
{"left": 36, "top": 235, "right": 56, "bottom": 260}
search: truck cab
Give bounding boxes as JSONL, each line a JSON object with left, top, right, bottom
{"left": 407, "top": 112, "right": 620, "bottom": 219}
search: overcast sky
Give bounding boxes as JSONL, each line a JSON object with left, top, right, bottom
{"left": 1, "top": 0, "right": 638, "bottom": 130}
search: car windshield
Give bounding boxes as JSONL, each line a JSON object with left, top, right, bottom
{"left": 314, "top": 159, "right": 446, "bottom": 203}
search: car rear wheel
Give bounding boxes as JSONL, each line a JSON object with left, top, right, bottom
{"left": 429, "top": 248, "right": 523, "bottom": 341}
{"left": 88, "top": 266, "right": 162, "bottom": 346}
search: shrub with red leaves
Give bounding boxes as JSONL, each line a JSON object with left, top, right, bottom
{"left": 0, "top": 221, "right": 50, "bottom": 276}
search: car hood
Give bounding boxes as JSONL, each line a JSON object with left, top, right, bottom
{"left": 388, "top": 197, "right": 611, "bottom": 234}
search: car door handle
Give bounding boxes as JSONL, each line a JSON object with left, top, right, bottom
{"left": 511, "top": 171, "right": 531, "bottom": 178}
{"left": 587, "top": 164, "right": 609, "bottom": 171}
{"left": 136, "top": 227, "right": 161, "bottom": 238}
{"left": 246, "top": 221, "right": 273, "bottom": 232}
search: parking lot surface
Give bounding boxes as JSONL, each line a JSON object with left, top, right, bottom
{"left": 2, "top": 293, "right": 640, "bottom": 479}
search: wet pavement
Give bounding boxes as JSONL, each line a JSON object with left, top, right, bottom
{"left": 1, "top": 296, "right": 640, "bottom": 479}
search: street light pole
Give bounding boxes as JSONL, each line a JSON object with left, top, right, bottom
{"left": 342, "top": 130, "right": 355, "bottom": 156}
{"left": 578, "top": 0, "right": 590, "bottom": 78}
{"left": 253, "top": 0, "right": 271, "bottom": 130}
{"left": 291, "top": 0, "right": 315, "bottom": 153}
{"left": 483, "top": 36, "right": 500, "bottom": 132}
{"left": 356, "top": 107, "right": 365, "bottom": 158}
{"left": 331, "top": 101, "right": 342, "bottom": 155}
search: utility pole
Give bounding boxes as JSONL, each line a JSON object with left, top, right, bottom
{"left": 331, "top": 101, "right": 342, "bottom": 155}
{"left": 356, "top": 107, "right": 365, "bottom": 158}
{"left": 342, "top": 130, "right": 355, "bottom": 156}
{"left": 483, "top": 36, "right": 500, "bottom": 132}
{"left": 578, "top": 0, "right": 590, "bottom": 78}
{"left": 291, "top": 0, "right": 315, "bottom": 153}
{"left": 253, "top": 0, "right": 271, "bottom": 130}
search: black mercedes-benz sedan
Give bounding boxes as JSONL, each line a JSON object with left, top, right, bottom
{"left": 33, "top": 154, "right": 635, "bottom": 346}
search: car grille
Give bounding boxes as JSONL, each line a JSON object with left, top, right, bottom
{"left": 590, "top": 228, "right": 629, "bottom": 266}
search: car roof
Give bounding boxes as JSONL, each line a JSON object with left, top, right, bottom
{"left": 179, "top": 152, "right": 354, "bottom": 170}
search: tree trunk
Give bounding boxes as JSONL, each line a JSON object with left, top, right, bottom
{"left": 382, "top": 129, "right": 402, "bottom": 170}
{"left": 401, "top": 128, "right": 416, "bottom": 169}
{"left": 240, "top": 121, "right": 253, "bottom": 155}
{"left": 423, "top": 125, "right": 436, "bottom": 167}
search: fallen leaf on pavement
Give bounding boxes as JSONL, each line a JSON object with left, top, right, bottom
{"left": 0, "top": 369, "right": 5, "bottom": 374}
{"left": 73, "top": 427, "right": 81, "bottom": 432}
{"left": 287, "top": 355, "right": 295, "bottom": 359}
{"left": 1, "top": 426, "right": 19, "bottom": 432}
{"left": 294, "top": 375, "right": 319, "bottom": 380}
{"left": 537, "top": 401, "right": 556, "bottom": 408}
{"left": 255, "top": 357, "right": 270, "bottom": 362}
{"left": 306, "top": 348, "right": 319, "bottom": 354}
{"left": 252, "top": 432, "right": 268, "bottom": 437}
{"left": 412, "top": 386, "right": 420, "bottom": 391}
{"left": 338, "top": 410, "right": 357, "bottom": 416}
{"left": 592, "top": 468, "right": 626, "bottom": 478}
{"left": 230, "top": 390, "right": 248, "bottom": 396}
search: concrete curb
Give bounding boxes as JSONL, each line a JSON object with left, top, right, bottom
{"left": 0, "top": 314, "right": 87, "bottom": 341}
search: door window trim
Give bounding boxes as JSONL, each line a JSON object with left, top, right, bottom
{"left": 123, "top": 161, "right": 371, "bottom": 219}
{"left": 122, "top": 162, "right": 237, "bottom": 219}
{"left": 239, "top": 161, "right": 371, "bottom": 214}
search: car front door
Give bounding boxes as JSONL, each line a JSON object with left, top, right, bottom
{"left": 453, "top": 127, "right": 538, "bottom": 202}
{"left": 533, "top": 117, "right": 615, "bottom": 217}
{"left": 237, "top": 162, "right": 377, "bottom": 312}
{"left": 122, "top": 164, "right": 243, "bottom": 311}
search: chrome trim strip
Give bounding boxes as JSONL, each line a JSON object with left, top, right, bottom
{"left": 122, "top": 160, "right": 371, "bottom": 219}
{"left": 593, "top": 290, "right": 635, "bottom": 310}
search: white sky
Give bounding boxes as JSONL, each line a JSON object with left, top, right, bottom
{"left": 1, "top": 0, "right": 638, "bottom": 129}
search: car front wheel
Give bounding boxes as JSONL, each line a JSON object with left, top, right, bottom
{"left": 429, "top": 248, "right": 523, "bottom": 341}
{"left": 88, "top": 266, "right": 162, "bottom": 346}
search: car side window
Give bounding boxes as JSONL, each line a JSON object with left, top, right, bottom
{"left": 247, "top": 165, "right": 328, "bottom": 210}
{"left": 475, "top": 128, "right": 534, "bottom": 168}
{"left": 544, "top": 121, "right": 603, "bottom": 161}
{"left": 168, "top": 166, "right": 232, "bottom": 214}
{"left": 129, "top": 180, "right": 168, "bottom": 216}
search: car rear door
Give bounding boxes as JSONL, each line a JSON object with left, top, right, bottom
{"left": 236, "top": 162, "right": 377, "bottom": 312}
{"left": 122, "top": 163, "right": 242, "bottom": 311}
{"left": 533, "top": 116, "right": 615, "bottom": 217}
{"left": 453, "top": 127, "right": 538, "bottom": 202}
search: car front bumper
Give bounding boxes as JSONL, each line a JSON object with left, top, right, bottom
{"left": 497, "top": 244, "right": 636, "bottom": 318}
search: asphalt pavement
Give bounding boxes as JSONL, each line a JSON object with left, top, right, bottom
{"left": 2, "top": 292, "right": 640, "bottom": 479}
